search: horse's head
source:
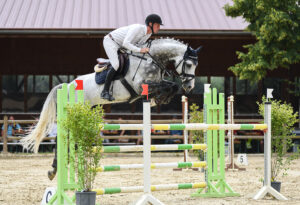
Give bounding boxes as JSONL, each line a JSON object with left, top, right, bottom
{"left": 174, "top": 46, "right": 202, "bottom": 93}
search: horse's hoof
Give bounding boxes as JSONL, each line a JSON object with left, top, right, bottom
{"left": 150, "top": 98, "right": 157, "bottom": 107}
{"left": 48, "top": 168, "right": 57, "bottom": 181}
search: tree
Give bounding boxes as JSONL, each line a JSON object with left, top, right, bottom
{"left": 224, "top": 0, "right": 300, "bottom": 82}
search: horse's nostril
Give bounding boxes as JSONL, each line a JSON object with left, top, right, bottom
{"left": 188, "top": 86, "right": 192, "bottom": 89}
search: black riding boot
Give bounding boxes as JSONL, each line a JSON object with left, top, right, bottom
{"left": 101, "top": 68, "right": 116, "bottom": 101}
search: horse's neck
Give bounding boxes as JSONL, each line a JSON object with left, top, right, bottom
{"left": 150, "top": 41, "right": 187, "bottom": 63}
{"left": 125, "top": 40, "right": 186, "bottom": 93}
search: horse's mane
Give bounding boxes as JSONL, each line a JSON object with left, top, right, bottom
{"left": 141, "top": 37, "right": 187, "bottom": 63}
{"left": 150, "top": 37, "right": 187, "bottom": 46}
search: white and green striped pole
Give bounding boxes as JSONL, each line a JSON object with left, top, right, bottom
{"left": 151, "top": 123, "right": 267, "bottom": 131}
{"left": 100, "top": 144, "right": 207, "bottom": 153}
{"left": 96, "top": 161, "right": 207, "bottom": 172}
{"left": 93, "top": 182, "right": 206, "bottom": 195}
{"left": 102, "top": 123, "right": 267, "bottom": 131}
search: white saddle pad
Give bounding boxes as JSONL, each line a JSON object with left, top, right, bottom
{"left": 94, "top": 64, "right": 108, "bottom": 73}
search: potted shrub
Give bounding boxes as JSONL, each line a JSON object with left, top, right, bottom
{"left": 258, "top": 97, "right": 299, "bottom": 192}
{"left": 61, "top": 102, "right": 105, "bottom": 205}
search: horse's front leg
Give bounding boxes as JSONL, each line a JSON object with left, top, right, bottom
{"left": 160, "top": 81, "right": 179, "bottom": 104}
{"left": 147, "top": 81, "right": 179, "bottom": 105}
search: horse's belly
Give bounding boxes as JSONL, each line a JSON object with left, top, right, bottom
{"left": 85, "top": 81, "right": 131, "bottom": 105}
{"left": 112, "top": 81, "right": 131, "bottom": 101}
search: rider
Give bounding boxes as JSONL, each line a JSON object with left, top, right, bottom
{"left": 101, "top": 14, "right": 163, "bottom": 101}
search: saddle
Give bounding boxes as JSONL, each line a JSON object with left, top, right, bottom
{"left": 95, "top": 51, "right": 129, "bottom": 84}
{"left": 95, "top": 51, "right": 139, "bottom": 102}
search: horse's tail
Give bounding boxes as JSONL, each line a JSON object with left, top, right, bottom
{"left": 21, "top": 84, "right": 62, "bottom": 153}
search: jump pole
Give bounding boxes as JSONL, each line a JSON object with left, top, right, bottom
{"left": 253, "top": 89, "right": 287, "bottom": 200}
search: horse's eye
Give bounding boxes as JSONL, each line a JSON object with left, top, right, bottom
{"left": 186, "top": 63, "right": 192, "bottom": 68}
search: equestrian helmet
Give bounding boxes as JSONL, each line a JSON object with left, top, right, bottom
{"left": 145, "top": 14, "right": 163, "bottom": 26}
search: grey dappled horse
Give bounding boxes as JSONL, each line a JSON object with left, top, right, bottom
{"left": 21, "top": 38, "right": 201, "bottom": 153}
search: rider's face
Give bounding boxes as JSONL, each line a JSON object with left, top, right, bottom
{"left": 152, "top": 23, "right": 160, "bottom": 34}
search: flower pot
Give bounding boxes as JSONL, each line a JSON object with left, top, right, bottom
{"left": 271, "top": 181, "right": 281, "bottom": 192}
{"left": 76, "top": 191, "right": 96, "bottom": 205}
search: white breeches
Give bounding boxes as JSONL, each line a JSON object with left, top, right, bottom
{"left": 103, "top": 36, "right": 120, "bottom": 71}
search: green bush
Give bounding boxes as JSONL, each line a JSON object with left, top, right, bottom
{"left": 257, "top": 97, "right": 299, "bottom": 181}
{"left": 61, "top": 102, "right": 105, "bottom": 191}
{"left": 189, "top": 103, "right": 204, "bottom": 160}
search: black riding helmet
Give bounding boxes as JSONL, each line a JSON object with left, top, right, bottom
{"left": 145, "top": 14, "right": 163, "bottom": 34}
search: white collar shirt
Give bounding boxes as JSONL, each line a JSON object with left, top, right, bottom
{"left": 110, "top": 24, "right": 151, "bottom": 53}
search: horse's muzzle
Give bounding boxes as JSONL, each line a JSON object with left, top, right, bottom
{"left": 182, "top": 80, "right": 194, "bottom": 93}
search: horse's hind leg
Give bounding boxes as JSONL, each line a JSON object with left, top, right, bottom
{"left": 48, "top": 137, "right": 57, "bottom": 180}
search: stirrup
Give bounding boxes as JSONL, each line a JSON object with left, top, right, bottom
{"left": 101, "top": 91, "right": 115, "bottom": 101}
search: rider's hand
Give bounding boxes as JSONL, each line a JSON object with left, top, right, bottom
{"left": 140, "top": 48, "right": 149, "bottom": 53}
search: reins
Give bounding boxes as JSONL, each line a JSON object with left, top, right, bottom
{"left": 132, "top": 40, "right": 153, "bottom": 81}
{"left": 128, "top": 43, "right": 197, "bottom": 83}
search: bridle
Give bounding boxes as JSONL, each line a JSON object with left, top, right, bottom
{"left": 174, "top": 49, "right": 198, "bottom": 83}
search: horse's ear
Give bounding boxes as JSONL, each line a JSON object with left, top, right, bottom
{"left": 195, "top": 46, "right": 203, "bottom": 53}
{"left": 187, "top": 45, "right": 192, "bottom": 51}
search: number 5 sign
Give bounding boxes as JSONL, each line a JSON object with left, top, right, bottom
{"left": 236, "top": 153, "right": 248, "bottom": 166}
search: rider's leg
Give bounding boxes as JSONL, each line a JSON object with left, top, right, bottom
{"left": 101, "top": 68, "right": 117, "bottom": 101}
{"left": 101, "top": 36, "right": 119, "bottom": 101}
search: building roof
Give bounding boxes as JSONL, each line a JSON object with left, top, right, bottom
{"left": 0, "top": 0, "right": 248, "bottom": 34}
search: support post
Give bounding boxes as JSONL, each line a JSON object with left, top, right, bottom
{"left": 182, "top": 96, "right": 189, "bottom": 161}
{"left": 192, "top": 84, "right": 239, "bottom": 198}
{"left": 48, "top": 83, "right": 83, "bottom": 205}
{"left": 143, "top": 101, "right": 151, "bottom": 194}
{"left": 135, "top": 101, "right": 164, "bottom": 205}
{"left": 226, "top": 96, "right": 245, "bottom": 171}
{"left": 253, "top": 101, "right": 287, "bottom": 200}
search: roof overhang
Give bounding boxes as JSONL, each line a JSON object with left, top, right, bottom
{"left": 0, "top": 29, "right": 253, "bottom": 39}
